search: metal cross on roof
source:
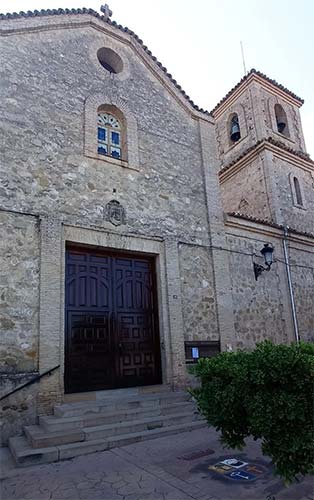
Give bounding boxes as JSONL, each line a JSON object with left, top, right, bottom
{"left": 100, "top": 4, "right": 113, "bottom": 20}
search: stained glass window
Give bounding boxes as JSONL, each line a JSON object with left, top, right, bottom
{"left": 111, "top": 131, "right": 120, "bottom": 145}
{"left": 98, "top": 128, "right": 106, "bottom": 141}
{"left": 97, "top": 112, "right": 122, "bottom": 159}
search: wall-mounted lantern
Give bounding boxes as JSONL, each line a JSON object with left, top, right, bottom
{"left": 253, "top": 243, "right": 274, "bottom": 281}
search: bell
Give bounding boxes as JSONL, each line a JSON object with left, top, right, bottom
{"left": 277, "top": 120, "right": 286, "bottom": 133}
{"left": 230, "top": 122, "right": 241, "bottom": 142}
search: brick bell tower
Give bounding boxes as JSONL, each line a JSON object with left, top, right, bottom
{"left": 212, "top": 69, "right": 314, "bottom": 235}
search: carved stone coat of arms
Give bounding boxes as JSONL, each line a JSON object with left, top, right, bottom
{"left": 105, "top": 200, "right": 126, "bottom": 226}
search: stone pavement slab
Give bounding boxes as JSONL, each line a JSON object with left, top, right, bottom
{"left": 1, "top": 427, "right": 313, "bottom": 500}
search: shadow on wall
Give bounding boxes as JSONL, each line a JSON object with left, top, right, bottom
{"left": 0, "top": 374, "right": 39, "bottom": 446}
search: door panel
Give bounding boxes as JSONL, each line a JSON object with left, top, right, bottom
{"left": 65, "top": 247, "right": 161, "bottom": 393}
{"left": 66, "top": 312, "right": 115, "bottom": 392}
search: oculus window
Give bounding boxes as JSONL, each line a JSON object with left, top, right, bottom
{"left": 97, "top": 47, "right": 124, "bottom": 74}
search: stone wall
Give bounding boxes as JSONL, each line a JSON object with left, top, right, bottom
{"left": 225, "top": 218, "right": 314, "bottom": 349}
{"left": 0, "top": 212, "right": 40, "bottom": 377}
{"left": 219, "top": 154, "right": 272, "bottom": 220}
{"left": 0, "top": 23, "right": 210, "bottom": 247}
{"left": 289, "top": 243, "right": 314, "bottom": 342}
{"left": 0, "top": 211, "right": 40, "bottom": 444}
{"left": 274, "top": 157, "right": 314, "bottom": 234}
{"left": 226, "top": 231, "right": 288, "bottom": 349}
{"left": 178, "top": 243, "right": 219, "bottom": 342}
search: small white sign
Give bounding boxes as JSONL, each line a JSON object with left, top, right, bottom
{"left": 221, "top": 458, "right": 248, "bottom": 468}
{"left": 192, "top": 347, "right": 199, "bottom": 359}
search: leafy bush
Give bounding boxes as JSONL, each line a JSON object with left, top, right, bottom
{"left": 190, "top": 341, "right": 314, "bottom": 483}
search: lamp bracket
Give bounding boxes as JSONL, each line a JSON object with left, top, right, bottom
{"left": 253, "top": 262, "right": 270, "bottom": 281}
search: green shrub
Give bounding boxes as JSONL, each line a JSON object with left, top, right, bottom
{"left": 190, "top": 341, "right": 314, "bottom": 483}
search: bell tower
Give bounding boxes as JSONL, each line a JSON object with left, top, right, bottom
{"left": 213, "top": 69, "right": 314, "bottom": 234}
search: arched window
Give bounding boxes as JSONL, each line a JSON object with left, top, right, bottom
{"left": 97, "top": 111, "right": 122, "bottom": 159}
{"left": 274, "top": 104, "right": 289, "bottom": 137}
{"left": 229, "top": 114, "right": 241, "bottom": 143}
{"left": 293, "top": 176, "right": 303, "bottom": 206}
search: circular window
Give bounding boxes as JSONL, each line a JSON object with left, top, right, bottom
{"left": 97, "top": 47, "right": 123, "bottom": 74}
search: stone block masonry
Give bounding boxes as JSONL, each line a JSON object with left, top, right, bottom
{"left": 179, "top": 243, "right": 219, "bottom": 342}
{"left": 225, "top": 215, "right": 314, "bottom": 346}
{"left": 0, "top": 212, "right": 40, "bottom": 379}
{"left": 0, "top": 211, "right": 40, "bottom": 444}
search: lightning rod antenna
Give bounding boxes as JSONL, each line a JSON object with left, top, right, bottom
{"left": 240, "top": 41, "right": 247, "bottom": 75}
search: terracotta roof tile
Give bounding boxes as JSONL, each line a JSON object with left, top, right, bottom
{"left": 211, "top": 68, "right": 304, "bottom": 115}
{"left": 0, "top": 7, "right": 210, "bottom": 116}
{"left": 227, "top": 212, "right": 314, "bottom": 239}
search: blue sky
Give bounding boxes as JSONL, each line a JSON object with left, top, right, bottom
{"left": 2, "top": 0, "right": 313, "bottom": 156}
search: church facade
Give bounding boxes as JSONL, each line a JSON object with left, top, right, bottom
{"left": 0, "top": 7, "right": 313, "bottom": 444}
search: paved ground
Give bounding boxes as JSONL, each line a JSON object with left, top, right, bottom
{"left": 1, "top": 427, "right": 313, "bottom": 500}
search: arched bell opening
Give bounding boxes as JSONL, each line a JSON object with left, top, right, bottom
{"left": 275, "top": 104, "right": 289, "bottom": 137}
{"left": 229, "top": 113, "right": 241, "bottom": 143}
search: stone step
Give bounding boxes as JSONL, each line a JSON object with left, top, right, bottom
{"left": 9, "top": 436, "right": 59, "bottom": 467}
{"left": 54, "top": 391, "right": 190, "bottom": 417}
{"left": 106, "top": 419, "right": 206, "bottom": 450}
{"left": 85, "top": 412, "right": 200, "bottom": 441}
{"left": 25, "top": 411, "right": 200, "bottom": 448}
{"left": 24, "top": 426, "right": 85, "bottom": 448}
{"left": 10, "top": 420, "right": 206, "bottom": 466}
{"left": 40, "top": 401, "right": 195, "bottom": 433}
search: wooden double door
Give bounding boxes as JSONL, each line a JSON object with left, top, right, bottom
{"left": 64, "top": 246, "right": 162, "bottom": 393}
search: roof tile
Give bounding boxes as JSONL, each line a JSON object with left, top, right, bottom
{"left": 0, "top": 11, "right": 305, "bottom": 118}
{"left": 0, "top": 7, "right": 210, "bottom": 115}
{"left": 211, "top": 68, "right": 304, "bottom": 115}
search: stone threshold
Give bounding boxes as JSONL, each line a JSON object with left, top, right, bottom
{"left": 63, "top": 384, "right": 172, "bottom": 403}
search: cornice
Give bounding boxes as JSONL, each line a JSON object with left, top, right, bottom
{"left": 219, "top": 138, "right": 314, "bottom": 184}
{"left": 225, "top": 213, "right": 314, "bottom": 247}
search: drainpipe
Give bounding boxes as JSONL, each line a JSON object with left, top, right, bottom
{"left": 282, "top": 226, "right": 300, "bottom": 344}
